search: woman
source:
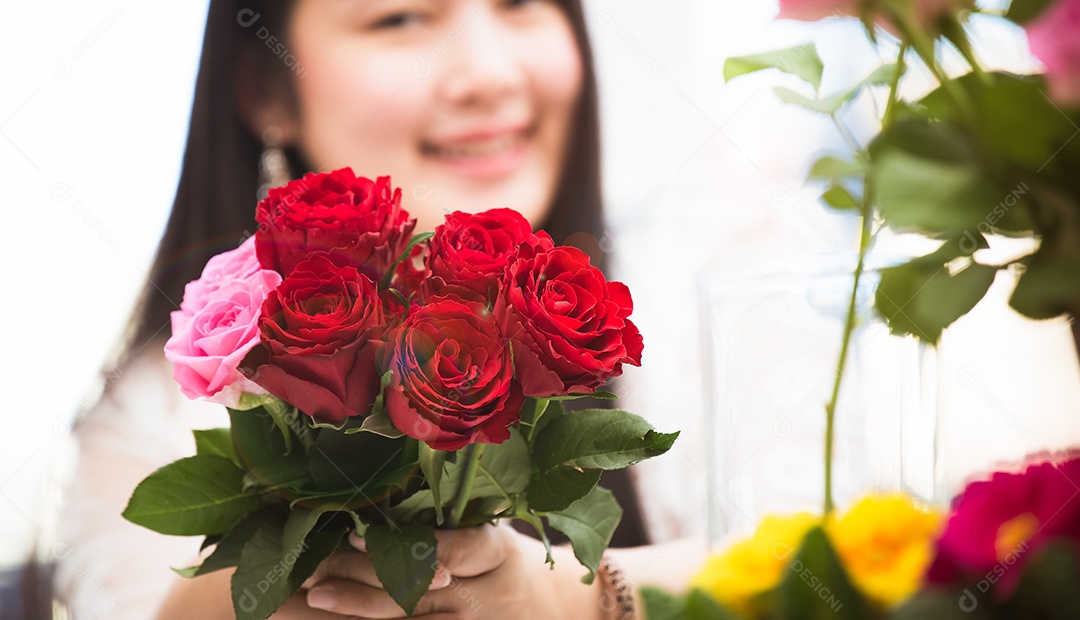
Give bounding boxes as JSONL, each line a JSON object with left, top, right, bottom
{"left": 57, "top": 1, "right": 704, "bottom": 618}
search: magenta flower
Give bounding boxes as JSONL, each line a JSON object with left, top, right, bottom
{"left": 1026, "top": 0, "right": 1080, "bottom": 105}
{"left": 927, "top": 454, "right": 1080, "bottom": 597}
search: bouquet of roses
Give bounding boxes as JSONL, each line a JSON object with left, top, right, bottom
{"left": 122, "top": 168, "right": 678, "bottom": 620}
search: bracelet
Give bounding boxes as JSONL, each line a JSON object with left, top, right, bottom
{"left": 598, "top": 555, "right": 636, "bottom": 620}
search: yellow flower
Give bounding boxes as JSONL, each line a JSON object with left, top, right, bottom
{"left": 692, "top": 513, "right": 818, "bottom": 615}
{"left": 826, "top": 494, "right": 942, "bottom": 607}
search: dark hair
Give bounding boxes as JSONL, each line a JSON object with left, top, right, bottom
{"left": 124, "top": 0, "right": 647, "bottom": 547}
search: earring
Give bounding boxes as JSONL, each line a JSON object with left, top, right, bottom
{"left": 257, "top": 126, "right": 292, "bottom": 200}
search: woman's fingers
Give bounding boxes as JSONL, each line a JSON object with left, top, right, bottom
{"left": 269, "top": 590, "right": 357, "bottom": 619}
{"left": 430, "top": 524, "right": 512, "bottom": 578}
{"left": 302, "top": 548, "right": 381, "bottom": 590}
{"left": 307, "top": 578, "right": 429, "bottom": 618}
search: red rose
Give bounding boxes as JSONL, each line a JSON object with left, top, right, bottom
{"left": 240, "top": 253, "right": 384, "bottom": 425}
{"left": 423, "top": 209, "right": 553, "bottom": 302}
{"left": 255, "top": 169, "right": 416, "bottom": 280}
{"left": 496, "top": 242, "right": 643, "bottom": 397}
{"left": 379, "top": 297, "right": 523, "bottom": 451}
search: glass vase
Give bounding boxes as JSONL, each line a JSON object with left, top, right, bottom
{"left": 699, "top": 255, "right": 940, "bottom": 544}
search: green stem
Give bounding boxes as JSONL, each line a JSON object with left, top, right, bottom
{"left": 894, "top": 11, "right": 977, "bottom": 119}
{"left": 448, "top": 444, "right": 485, "bottom": 528}
{"left": 882, "top": 44, "right": 908, "bottom": 128}
{"left": 821, "top": 43, "right": 907, "bottom": 516}
{"left": 823, "top": 199, "right": 874, "bottom": 515}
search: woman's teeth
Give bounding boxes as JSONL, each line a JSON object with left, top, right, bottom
{"left": 424, "top": 134, "right": 523, "bottom": 159}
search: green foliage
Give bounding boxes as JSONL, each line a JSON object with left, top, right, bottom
{"left": 724, "top": 43, "right": 824, "bottom": 91}
{"left": 230, "top": 512, "right": 345, "bottom": 620}
{"left": 193, "top": 427, "right": 239, "bottom": 466}
{"left": 641, "top": 586, "right": 744, "bottom": 620}
{"left": 875, "top": 242, "right": 997, "bottom": 343}
{"left": 1003, "top": 539, "right": 1080, "bottom": 619}
{"left": 528, "top": 408, "right": 678, "bottom": 511}
{"left": 773, "top": 63, "right": 905, "bottom": 116}
{"left": 772, "top": 526, "right": 869, "bottom": 620}
{"left": 129, "top": 373, "right": 677, "bottom": 620}
{"left": 546, "top": 487, "right": 622, "bottom": 584}
{"left": 1006, "top": 0, "right": 1057, "bottom": 24}
{"left": 364, "top": 523, "right": 438, "bottom": 616}
{"left": 870, "top": 119, "right": 1002, "bottom": 236}
{"left": 123, "top": 454, "right": 260, "bottom": 536}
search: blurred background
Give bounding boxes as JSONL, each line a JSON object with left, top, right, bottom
{"left": 1, "top": 0, "right": 1077, "bottom": 616}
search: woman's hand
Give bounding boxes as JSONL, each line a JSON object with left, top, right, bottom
{"left": 301, "top": 523, "right": 608, "bottom": 619}
{"left": 157, "top": 566, "right": 357, "bottom": 620}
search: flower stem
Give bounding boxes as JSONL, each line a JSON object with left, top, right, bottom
{"left": 448, "top": 444, "right": 486, "bottom": 528}
{"left": 823, "top": 197, "right": 874, "bottom": 515}
{"left": 822, "top": 42, "right": 906, "bottom": 516}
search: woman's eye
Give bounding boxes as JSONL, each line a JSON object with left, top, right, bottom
{"left": 371, "top": 11, "right": 425, "bottom": 30}
{"left": 503, "top": 0, "right": 543, "bottom": 9}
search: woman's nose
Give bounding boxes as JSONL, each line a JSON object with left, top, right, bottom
{"left": 437, "top": 13, "right": 528, "bottom": 109}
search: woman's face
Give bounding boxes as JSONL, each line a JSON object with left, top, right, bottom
{"left": 283, "top": 0, "right": 583, "bottom": 232}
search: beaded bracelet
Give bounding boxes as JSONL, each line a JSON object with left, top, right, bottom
{"left": 598, "top": 555, "right": 635, "bottom": 620}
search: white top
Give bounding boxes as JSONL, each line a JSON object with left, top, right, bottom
{"left": 55, "top": 348, "right": 228, "bottom": 620}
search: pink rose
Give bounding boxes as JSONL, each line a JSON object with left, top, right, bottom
{"left": 777, "top": 0, "right": 857, "bottom": 21}
{"left": 1026, "top": 0, "right": 1080, "bottom": 105}
{"left": 165, "top": 237, "right": 282, "bottom": 407}
{"left": 778, "top": 0, "right": 968, "bottom": 33}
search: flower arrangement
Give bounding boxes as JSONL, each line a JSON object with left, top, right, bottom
{"left": 645, "top": 0, "right": 1080, "bottom": 616}
{"left": 645, "top": 453, "right": 1080, "bottom": 618}
{"left": 123, "top": 168, "right": 678, "bottom": 620}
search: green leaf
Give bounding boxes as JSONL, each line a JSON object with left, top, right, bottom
{"left": 175, "top": 508, "right": 283, "bottom": 578}
{"left": 519, "top": 397, "right": 550, "bottom": 444}
{"left": 527, "top": 467, "right": 603, "bottom": 513}
{"left": 862, "top": 62, "right": 904, "bottom": 86}
{"left": 807, "top": 155, "right": 866, "bottom": 183}
{"left": 472, "top": 428, "right": 531, "bottom": 499}
{"left": 230, "top": 408, "right": 311, "bottom": 494}
{"left": 123, "top": 454, "right": 260, "bottom": 536}
{"left": 346, "top": 411, "right": 405, "bottom": 438}
{"left": 774, "top": 86, "right": 840, "bottom": 114}
{"left": 282, "top": 507, "right": 332, "bottom": 561}
{"left": 394, "top": 429, "right": 532, "bottom": 523}
{"left": 231, "top": 514, "right": 346, "bottom": 620}
{"left": 640, "top": 587, "right": 688, "bottom": 620}
{"left": 194, "top": 428, "right": 239, "bottom": 466}
{"left": 349, "top": 511, "right": 369, "bottom": 537}
{"left": 528, "top": 409, "right": 675, "bottom": 512}
{"left": 234, "top": 392, "right": 279, "bottom": 411}
{"left": 724, "top": 43, "right": 824, "bottom": 91}
{"left": 776, "top": 62, "right": 906, "bottom": 115}
{"left": 876, "top": 245, "right": 997, "bottom": 343}
{"left": 365, "top": 523, "right": 438, "bottom": 616}
{"left": 1007, "top": 0, "right": 1056, "bottom": 24}
{"left": 544, "top": 393, "right": 622, "bottom": 403}
{"left": 1010, "top": 252, "right": 1080, "bottom": 320}
{"left": 305, "top": 419, "right": 415, "bottom": 508}
{"left": 532, "top": 398, "right": 564, "bottom": 441}
{"left": 685, "top": 588, "right": 742, "bottom": 620}
{"left": 547, "top": 487, "right": 622, "bottom": 584}
{"left": 532, "top": 409, "right": 679, "bottom": 471}
{"left": 1003, "top": 539, "right": 1080, "bottom": 618}
{"left": 383, "top": 232, "right": 435, "bottom": 288}
{"left": 418, "top": 443, "right": 446, "bottom": 525}
{"left": 892, "top": 589, "right": 993, "bottom": 619}
{"left": 870, "top": 119, "right": 1002, "bottom": 235}
{"left": 263, "top": 400, "right": 298, "bottom": 453}
{"left": 921, "top": 72, "right": 1078, "bottom": 200}
{"left": 514, "top": 507, "right": 553, "bottom": 565}
{"left": 821, "top": 185, "right": 859, "bottom": 211}
{"left": 775, "top": 526, "right": 868, "bottom": 620}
